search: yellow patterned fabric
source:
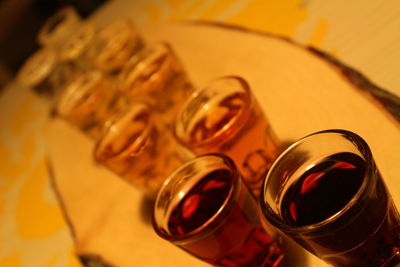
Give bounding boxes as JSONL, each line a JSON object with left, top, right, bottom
{"left": 0, "top": 84, "right": 81, "bottom": 267}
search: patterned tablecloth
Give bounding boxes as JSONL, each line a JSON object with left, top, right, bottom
{"left": 1, "top": 1, "right": 399, "bottom": 266}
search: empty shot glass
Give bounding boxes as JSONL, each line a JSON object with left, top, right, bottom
{"left": 260, "top": 129, "right": 400, "bottom": 266}
{"left": 118, "top": 42, "right": 193, "bottom": 116}
{"left": 37, "top": 6, "right": 82, "bottom": 48}
{"left": 55, "top": 70, "right": 121, "bottom": 139}
{"left": 153, "top": 154, "right": 284, "bottom": 266}
{"left": 174, "top": 76, "right": 280, "bottom": 196}
{"left": 94, "top": 102, "right": 190, "bottom": 198}
{"left": 87, "top": 19, "right": 144, "bottom": 74}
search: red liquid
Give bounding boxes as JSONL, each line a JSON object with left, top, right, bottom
{"left": 281, "top": 153, "right": 400, "bottom": 266}
{"left": 168, "top": 169, "right": 283, "bottom": 266}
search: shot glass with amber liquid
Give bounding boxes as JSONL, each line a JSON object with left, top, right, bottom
{"left": 118, "top": 42, "right": 194, "bottom": 118}
{"left": 94, "top": 102, "right": 190, "bottom": 198}
{"left": 55, "top": 70, "right": 122, "bottom": 139}
{"left": 174, "top": 76, "right": 280, "bottom": 196}
{"left": 86, "top": 19, "right": 144, "bottom": 74}
{"left": 58, "top": 21, "right": 98, "bottom": 71}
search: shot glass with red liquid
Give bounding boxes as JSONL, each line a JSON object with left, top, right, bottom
{"left": 260, "top": 129, "right": 400, "bottom": 266}
{"left": 117, "top": 42, "right": 193, "bottom": 117}
{"left": 174, "top": 76, "right": 280, "bottom": 196}
{"left": 152, "top": 154, "right": 284, "bottom": 266}
{"left": 94, "top": 102, "right": 190, "bottom": 198}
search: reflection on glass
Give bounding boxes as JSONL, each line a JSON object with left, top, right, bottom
{"left": 118, "top": 42, "right": 194, "bottom": 117}
{"left": 55, "top": 70, "right": 121, "bottom": 139}
{"left": 17, "top": 48, "right": 76, "bottom": 99}
{"left": 94, "top": 102, "right": 190, "bottom": 197}
{"left": 260, "top": 129, "right": 400, "bottom": 266}
{"left": 59, "top": 21, "right": 97, "bottom": 70}
{"left": 174, "top": 76, "right": 280, "bottom": 196}
{"left": 37, "top": 6, "right": 82, "bottom": 48}
{"left": 153, "top": 154, "right": 284, "bottom": 266}
{"left": 87, "top": 19, "right": 144, "bottom": 74}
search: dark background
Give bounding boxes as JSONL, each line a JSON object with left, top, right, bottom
{"left": 0, "top": 0, "right": 107, "bottom": 88}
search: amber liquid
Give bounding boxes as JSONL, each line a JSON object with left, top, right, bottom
{"left": 58, "top": 72, "right": 121, "bottom": 140}
{"left": 187, "top": 92, "right": 279, "bottom": 196}
{"left": 95, "top": 107, "right": 186, "bottom": 197}
{"left": 168, "top": 169, "right": 283, "bottom": 266}
{"left": 121, "top": 45, "right": 193, "bottom": 118}
{"left": 281, "top": 153, "right": 400, "bottom": 266}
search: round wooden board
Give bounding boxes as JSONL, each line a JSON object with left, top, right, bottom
{"left": 47, "top": 22, "right": 400, "bottom": 267}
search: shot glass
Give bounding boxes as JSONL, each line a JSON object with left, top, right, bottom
{"left": 152, "top": 154, "right": 284, "bottom": 266}
{"left": 174, "top": 76, "right": 280, "bottom": 196}
{"left": 17, "top": 48, "right": 76, "bottom": 99}
{"left": 58, "top": 21, "right": 97, "bottom": 70}
{"left": 117, "top": 42, "right": 193, "bottom": 116}
{"left": 94, "top": 102, "right": 189, "bottom": 198}
{"left": 37, "top": 6, "right": 81, "bottom": 48}
{"left": 55, "top": 70, "right": 121, "bottom": 139}
{"left": 260, "top": 129, "right": 400, "bottom": 266}
{"left": 87, "top": 19, "right": 144, "bottom": 74}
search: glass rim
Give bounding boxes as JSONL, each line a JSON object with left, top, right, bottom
{"left": 38, "top": 6, "right": 80, "bottom": 45}
{"left": 94, "top": 102, "right": 152, "bottom": 162}
{"left": 173, "top": 75, "right": 253, "bottom": 150}
{"left": 260, "top": 129, "right": 374, "bottom": 235}
{"left": 59, "top": 22, "right": 97, "bottom": 61}
{"left": 17, "top": 48, "right": 57, "bottom": 86}
{"left": 94, "top": 19, "right": 141, "bottom": 61}
{"left": 118, "top": 42, "right": 172, "bottom": 94}
{"left": 152, "top": 153, "right": 241, "bottom": 244}
{"left": 56, "top": 70, "right": 105, "bottom": 116}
